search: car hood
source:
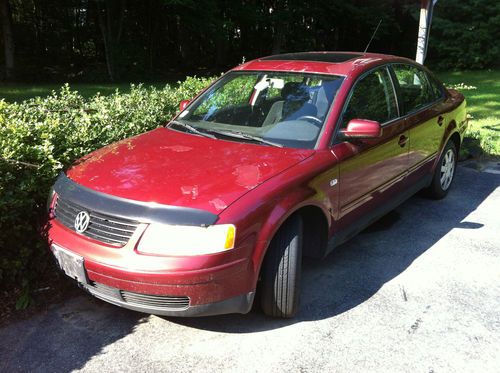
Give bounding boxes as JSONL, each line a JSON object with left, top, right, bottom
{"left": 66, "top": 128, "right": 314, "bottom": 215}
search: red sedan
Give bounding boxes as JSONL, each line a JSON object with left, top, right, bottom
{"left": 47, "top": 52, "right": 468, "bottom": 318}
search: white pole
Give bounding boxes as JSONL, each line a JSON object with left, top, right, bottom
{"left": 416, "top": 0, "right": 438, "bottom": 65}
{"left": 416, "top": 0, "right": 429, "bottom": 64}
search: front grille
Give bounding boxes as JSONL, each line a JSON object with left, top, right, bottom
{"left": 54, "top": 197, "right": 139, "bottom": 246}
{"left": 89, "top": 282, "right": 190, "bottom": 310}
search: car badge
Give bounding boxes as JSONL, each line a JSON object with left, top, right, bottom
{"left": 74, "top": 211, "right": 90, "bottom": 233}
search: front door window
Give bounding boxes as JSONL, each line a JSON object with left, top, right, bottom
{"left": 341, "top": 67, "right": 398, "bottom": 128}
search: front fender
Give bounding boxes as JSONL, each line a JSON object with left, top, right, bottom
{"left": 251, "top": 190, "right": 330, "bottom": 270}
{"left": 217, "top": 151, "right": 338, "bottom": 288}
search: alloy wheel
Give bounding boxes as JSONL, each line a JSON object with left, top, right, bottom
{"left": 440, "top": 149, "right": 455, "bottom": 190}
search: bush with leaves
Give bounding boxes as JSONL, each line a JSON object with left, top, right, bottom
{"left": 0, "top": 76, "right": 216, "bottom": 299}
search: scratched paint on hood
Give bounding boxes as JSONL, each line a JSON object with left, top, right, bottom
{"left": 232, "top": 164, "right": 261, "bottom": 190}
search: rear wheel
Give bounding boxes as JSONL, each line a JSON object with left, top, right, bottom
{"left": 260, "top": 215, "right": 303, "bottom": 318}
{"left": 426, "top": 141, "right": 457, "bottom": 199}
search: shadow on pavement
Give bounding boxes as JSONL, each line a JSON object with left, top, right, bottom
{"left": 0, "top": 167, "right": 498, "bottom": 371}
{"left": 0, "top": 294, "right": 146, "bottom": 372}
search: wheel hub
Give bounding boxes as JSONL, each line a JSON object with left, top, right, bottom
{"left": 440, "top": 149, "right": 455, "bottom": 190}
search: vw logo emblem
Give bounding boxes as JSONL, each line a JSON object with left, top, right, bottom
{"left": 74, "top": 211, "right": 90, "bottom": 233}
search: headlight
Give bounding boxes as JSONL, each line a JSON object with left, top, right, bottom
{"left": 137, "top": 223, "right": 236, "bottom": 256}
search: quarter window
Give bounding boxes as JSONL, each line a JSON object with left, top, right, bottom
{"left": 341, "top": 67, "right": 398, "bottom": 128}
{"left": 392, "top": 64, "right": 439, "bottom": 114}
{"left": 428, "top": 74, "right": 445, "bottom": 100}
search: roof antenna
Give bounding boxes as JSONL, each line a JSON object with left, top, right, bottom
{"left": 364, "top": 19, "right": 382, "bottom": 53}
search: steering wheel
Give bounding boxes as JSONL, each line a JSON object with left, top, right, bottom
{"left": 297, "top": 115, "right": 322, "bottom": 126}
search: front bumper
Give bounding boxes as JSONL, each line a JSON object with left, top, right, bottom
{"left": 83, "top": 280, "right": 254, "bottom": 317}
{"left": 48, "top": 217, "right": 257, "bottom": 316}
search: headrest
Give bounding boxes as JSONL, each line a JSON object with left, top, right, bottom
{"left": 281, "top": 82, "right": 310, "bottom": 102}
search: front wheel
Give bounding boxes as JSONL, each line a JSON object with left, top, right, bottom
{"left": 426, "top": 141, "right": 457, "bottom": 199}
{"left": 260, "top": 215, "right": 303, "bottom": 318}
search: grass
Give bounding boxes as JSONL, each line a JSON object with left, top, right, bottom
{"left": 1, "top": 70, "right": 499, "bottom": 156}
{"left": 437, "top": 70, "right": 500, "bottom": 157}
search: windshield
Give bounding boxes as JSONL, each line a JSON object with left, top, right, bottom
{"left": 172, "top": 71, "right": 344, "bottom": 149}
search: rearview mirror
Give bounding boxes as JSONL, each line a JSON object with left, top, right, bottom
{"left": 339, "top": 119, "right": 382, "bottom": 139}
{"left": 179, "top": 100, "right": 190, "bottom": 111}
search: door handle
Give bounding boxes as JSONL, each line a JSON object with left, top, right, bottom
{"left": 437, "top": 115, "right": 444, "bottom": 126}
{"left": 398, "top": 135, "right": 408, "bottom": 147}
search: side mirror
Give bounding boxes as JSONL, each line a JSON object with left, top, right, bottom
{"left": 339, "top": 119, "right": 382, "bottom": 139}
{"left": 179, "top": 100, "right": 190, "bottom": 111}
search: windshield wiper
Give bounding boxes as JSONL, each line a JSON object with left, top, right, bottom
{"left": 168, "top": 120, "right": 216, "bottom": 139}
{"left": 207, "top": 129, "right": 283, "bottom": 148}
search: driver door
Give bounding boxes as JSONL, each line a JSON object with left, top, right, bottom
{"left": 332, "top": 66, "right": 409, "bottom": 231}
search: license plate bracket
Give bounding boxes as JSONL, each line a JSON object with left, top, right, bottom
{"left": 52, "top": 245, "right": 88, "bottom": 285}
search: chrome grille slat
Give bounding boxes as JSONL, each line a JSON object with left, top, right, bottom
{"left": 86, "top": 224, "right": 134, "bottom": 239}
{"left": 90, "top": 213, "right": 140, "bottom": 228}
{"left": 54, "top": 206, "right": 73, "bottom": 220}
{"left": 53, "top": 207, "right": 74, "bottom": 222}
{"left": 88, "top": 219, "right": 137, "bottom": 233}
{"left": 88, "top": 282, "right": 190, "bottom": 310}
{"left": 120, "top": 293, "right": 189, "bottom": 300}
{"left": 54, "top": 196, "right": 139, "bottom": 246}
{"left": 120, "top": 290, "right": 190, "bottom": 309}
{"left": 56, "top": 202, "right": 83, "bottom": 217}
{"left": 83, "top": 230, "right": 125, "bottom": 246}
{"left": 122, "top": 296, "right": 187, "bottom": 301}
{"left": 121, "top": 298, "right": 188, "bottom": 305}
{"left": 90, "top": 282, "right": 118, "bottom": 298}
{"left": 55, "top": 214, "right": 75, "bottom": 228}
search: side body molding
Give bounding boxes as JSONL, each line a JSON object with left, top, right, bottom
{"left": 53, "top": 173, "right": 219, "bottom": 226}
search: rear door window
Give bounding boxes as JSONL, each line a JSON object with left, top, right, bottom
{"left": 392, "top": 64, "right": 440, "bottom": 114}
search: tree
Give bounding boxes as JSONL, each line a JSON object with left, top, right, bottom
{"left": 96, "top": 0, "right": 126, "bottom": 81}
{"left": 0, "top": 0, "right": 15, "bottom": 79}
{"left": 428, "top": 0, "right": 500, "bottom": 69}
{"left": 1, "top": 0, "right": 498, "bottom": 81}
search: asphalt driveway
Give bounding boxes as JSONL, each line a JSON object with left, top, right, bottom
{"left": 1, "top": 165, "right": 499, "bottom": 373}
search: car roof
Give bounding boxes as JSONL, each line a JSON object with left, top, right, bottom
{"left": 260, "top": 52, "right": 363, "bottom": 63}
{"left": 232, "top": 51, "right": 414, "bottom": 77}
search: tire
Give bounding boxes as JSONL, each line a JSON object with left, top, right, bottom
{"left": 260, "top": 214, "right": 303, "bottom": 318}
{"left": 426, "top": 141, "right": 457, "bottom": 199}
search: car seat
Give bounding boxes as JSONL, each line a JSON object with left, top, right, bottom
{"left": 263, "top": 82, "right": 317, "bottom": 126}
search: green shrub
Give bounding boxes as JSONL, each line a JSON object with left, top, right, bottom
{"left": 0, "top": 76, "right": 216, "bottom": 295}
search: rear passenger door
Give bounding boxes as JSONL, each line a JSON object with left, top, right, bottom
{"left": 391, "top": 64, "right": 446, "bottom": 182}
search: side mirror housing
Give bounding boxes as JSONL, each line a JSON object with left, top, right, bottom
{"left": 339, "top": 119, "right": 382, "bottom": 139}
{"left": 179, "top": 100, "right": 190, "bottom": 111}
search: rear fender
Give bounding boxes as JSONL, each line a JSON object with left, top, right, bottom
{"left": 432, "top": 99, "right": 467, "bottom": 172}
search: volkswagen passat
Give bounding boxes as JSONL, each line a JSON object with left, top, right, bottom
{"left": 46, "top": 52, "right": 467, "bottom": 318}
